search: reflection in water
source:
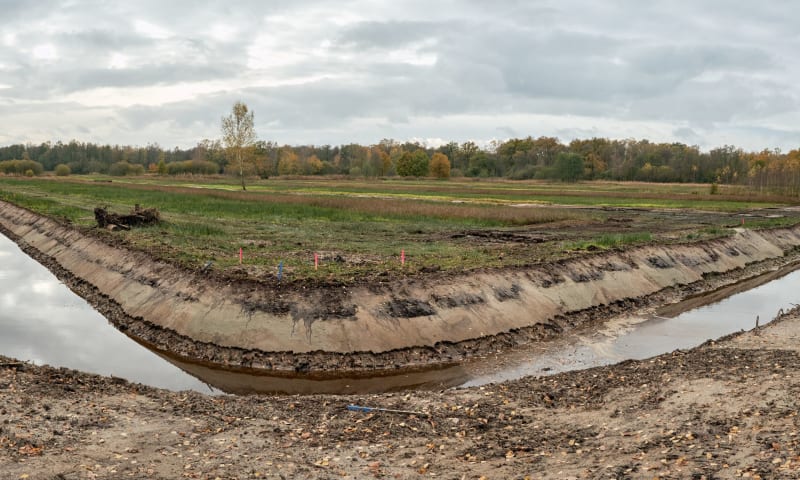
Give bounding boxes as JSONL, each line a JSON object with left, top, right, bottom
{"left": 152, "top": 346, "right": 470, "bottom": 395}
{"left": 0, "top": 233, "right": 217, "bottom": 394}
{"left": 2, "top": 230, "right": 799, "bottom": 395}
{"left": 462, "top": 266, "right": 800, "bottom": 386}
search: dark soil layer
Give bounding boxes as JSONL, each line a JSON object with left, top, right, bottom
{"left": 3, "top": 308, "right": 800, "bottom": 479}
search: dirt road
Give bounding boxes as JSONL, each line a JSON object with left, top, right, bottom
{"left": 3, "top": 306, "right": 799, "bottom": 479}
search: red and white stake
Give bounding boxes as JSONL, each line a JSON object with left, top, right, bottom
{"left": 314, "top": 252, "right": 319, "bottom": 270}
{"left": 401, "top": 249, "right": 405, "bottom": 266}
{"left": 239, "top": 247, "right": 243, "bottom": 264}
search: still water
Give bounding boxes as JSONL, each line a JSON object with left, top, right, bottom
{"left": 0, "top": 233, "right": 218, "bottom": 394}
{"left": 1, "top": 231, "right": 798, "bottom": 394}
{"left": 461, "top": 266, "right": 800, "bottom": 386}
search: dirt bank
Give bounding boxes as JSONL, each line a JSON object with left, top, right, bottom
{"left": 3, "top": 306, "right": 800, "bottom": 479}
{"left": 2, "top": 199, "right": 800, "bottom": 376}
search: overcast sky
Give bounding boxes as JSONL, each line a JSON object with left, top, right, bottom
{"left": 1, "top": 1, "right": 798, "bottom": 151}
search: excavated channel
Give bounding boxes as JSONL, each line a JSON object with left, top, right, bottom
{"left": 2, "top": 228, "right": 799, "bottom": 395}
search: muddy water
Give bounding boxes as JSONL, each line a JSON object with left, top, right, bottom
{"left": 0, "top": 233, "right": 218, "bottom": 394}
{"left": 2, "top": 229, "right": 799, "bottom": 395}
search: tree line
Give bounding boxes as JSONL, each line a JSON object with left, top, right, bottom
{"left": 1, "top": 136, "right": 799, "bottom": 195}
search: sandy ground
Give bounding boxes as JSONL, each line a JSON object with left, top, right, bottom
{"left": 3, "top": 307, "right": 800, "bottom": 479}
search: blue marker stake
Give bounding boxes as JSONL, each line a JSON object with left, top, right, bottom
{"left": 277, "top": 261, "right": 283, "bottom": 281}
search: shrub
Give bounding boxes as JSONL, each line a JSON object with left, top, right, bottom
{"left": 166, "top": 160, "right": 219, "bottom": 175}
{"left": 54, "top": 164, "right": 71, "bottom": 176}
{"left": 109, "top": 161, "right": 145, "bottom": 176}
{"left": 0, "top": 159, "right": 44, "bottom": 176}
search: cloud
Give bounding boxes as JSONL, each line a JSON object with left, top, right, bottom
{"left": 0, "top": 0, "right": 798, "bottom": 151}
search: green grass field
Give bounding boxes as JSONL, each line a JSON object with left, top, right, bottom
{"left": 1, "top": 175, "right": 797, "bottom": 283}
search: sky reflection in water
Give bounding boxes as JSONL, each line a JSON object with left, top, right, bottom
{"left": 0, "top": 233, "right": 216, "bottom": 394}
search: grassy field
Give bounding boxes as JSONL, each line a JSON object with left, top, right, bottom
{"left": 0, "top": 175, "right": 797, "bottom": 283}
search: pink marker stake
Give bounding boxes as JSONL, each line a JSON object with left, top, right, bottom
{"left": 741, "top": 217, "right": 745, "bottom": 225}
{"left": 401, "top": 249, "right": 405, "bottom": 266}
{"left": 314, "top": 252, "right": 319, "bottom": 270}
{"left": 239, "top": 247, "right": 243, "bottom": 264}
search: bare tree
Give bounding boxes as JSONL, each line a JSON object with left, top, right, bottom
{"left": 221, "top": 101, "right": 256, "bottom": 190}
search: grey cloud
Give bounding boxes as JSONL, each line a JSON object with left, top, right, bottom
{"left": 672, "top": 127, "right": 703, "bottom": 145}
{"left": 334, "top": 20, "right": 441, "bottom": 49}
{"left": 0, "top": 0, "right": 61, "bottom": 22}
{"left": 630, "top": 44, "right": 773, "bottom": 77}
{"left": 627, "top": 75, "right": 798, "bottom": 125}
{"left": 60, "top": 64, "right": 237, "bottom": 92}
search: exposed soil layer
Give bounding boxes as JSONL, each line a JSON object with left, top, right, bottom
{"left": 3, "top": 307, "right": 800, "bottom": 479}
{"left": 2, "top": 199, "right": 800, "bottom": 377}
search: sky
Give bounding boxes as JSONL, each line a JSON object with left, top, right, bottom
{"left": 0, "top": 0, "right": 798, "bottom": 152}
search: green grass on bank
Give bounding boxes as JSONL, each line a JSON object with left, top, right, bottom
{"left": 565, "top": 232, "right": 654, "bottom": 251}
{"left": 0, "top": 175, "right": 797, "bottom": 282}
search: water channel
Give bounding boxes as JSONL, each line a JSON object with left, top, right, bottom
{"left": 1, "top": 231, "right": 798, "bottom": 395}
{"left": 0, "top": 233, "right": 219, "bottom": 394}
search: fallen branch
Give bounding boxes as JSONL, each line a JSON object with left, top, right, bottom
{"left": 94, "top": 204, "right": 160, "bottom": 230}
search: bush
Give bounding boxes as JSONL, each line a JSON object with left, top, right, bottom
{"left": 165, "top": 160, "right": 219, "bottom": 175}
{"left": 0, "top": 159, "right": 44, "bottom": 176}
{"left": 508, "top": 164, "right": 537, "bottom": 180}
{"left": 54, "top": 164, "right": 71, "bottom": 176}
{"left": 109, "top": 161, "right": 145, "bottom": 176}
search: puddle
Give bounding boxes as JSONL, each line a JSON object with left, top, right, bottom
{"left": 2, "top": 230, "right": 799, "bottom": 395}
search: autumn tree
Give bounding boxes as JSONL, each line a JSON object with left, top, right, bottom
{"left": 277, "top": 147, "right": 300, "bottom": 175}
{"left": 221, "top": 101, "right": 256, "bottom": 190}
{"left": 304, "top": 154, "right": 323, "bottom": 175}
{"left": 429, "top": 152, "right": 451, "bottom": 179}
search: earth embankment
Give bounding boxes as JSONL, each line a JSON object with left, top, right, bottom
{"left": 1, "top": 199, "right": 799, "bottom": 373}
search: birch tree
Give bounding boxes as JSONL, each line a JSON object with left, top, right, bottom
{"left": 221, "top": 101, "right": 256, "bottom": 190}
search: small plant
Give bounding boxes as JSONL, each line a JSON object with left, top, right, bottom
{"left": 709, "top": 182, "right": 719, "bottom": 195}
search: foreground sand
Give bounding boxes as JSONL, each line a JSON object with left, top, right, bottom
{"left": 3, "top": 307, "right": 799, "bottom": 479}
